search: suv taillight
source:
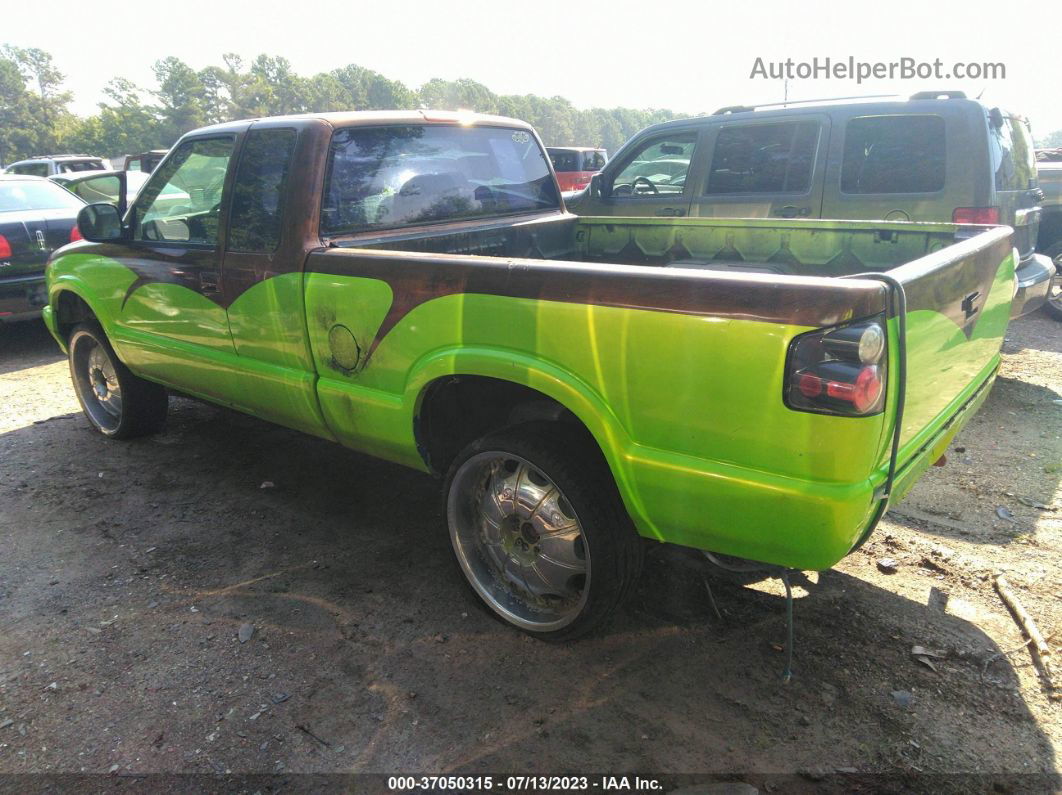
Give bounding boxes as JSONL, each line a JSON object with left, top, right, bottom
{"left": 70, "top": 225, "right": 82, "bottom": 242}
{"left": 0, "top": 234, "right": 11, "bottom": 259}
{"left": 952, "top": 206, "right": 1000, "bottom": 225}
{"left": 785, "top": 316, "right": 887, "bottom": 416}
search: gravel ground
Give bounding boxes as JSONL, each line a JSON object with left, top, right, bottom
{"left": 0, "top": 312, "right": 1059, "bottom": 793}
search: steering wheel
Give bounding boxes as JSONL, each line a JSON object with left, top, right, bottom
{"left": 631, "top": 176, "right": 659, "bottom": 195}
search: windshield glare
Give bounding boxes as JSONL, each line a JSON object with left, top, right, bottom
{"left": 0, "top": 180, "right": 85, "bottom": 212}
{"left": 322, "top": 124, "right": 560, "bottom": 235}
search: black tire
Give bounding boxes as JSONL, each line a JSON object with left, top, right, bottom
{"left": 68, "top": 322, "right": 168, "bottom": 439}
{"left": 443, "top": 422, "right": 643, "bottom": 641}
{"left": 1042, "top": 242, "right": 1062, "bottom": 321}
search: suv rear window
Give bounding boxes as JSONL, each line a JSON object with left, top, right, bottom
{"left": 841, "top": 115, "right": 945, "bottom": 194}
{"left": 990, "top": 114, "right": 1037, "bottom": 192}
{"left": 706, "top": 121, "right": 819, "bottom": 194}
{"left": 322, "top": 125, "right": 559, "bottom": 235}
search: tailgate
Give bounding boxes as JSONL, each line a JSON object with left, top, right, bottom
{"left": 889, "top": 225, "right": 1015, "bottom": 467}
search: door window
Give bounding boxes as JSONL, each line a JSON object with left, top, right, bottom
{"left": 840, "top": 115, "right": 945, "bottom": 194}
{"left": 705, "top": 121, "right": 819, "bottom": 195}
{"left": 132, "top": 137, "right": 235, "bottom": 245}
{"left": 609, "top": 134, "right": 696, "bottom": 197}
{"left": 228, "top": 129, "right": 297, "bottom": 253}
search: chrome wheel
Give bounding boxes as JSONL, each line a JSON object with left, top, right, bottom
{"left": 1048, "top": 262, "right": 1062, "bottom": 313}
{"left": 72, "top": 335, "right": 123, "bottom": 432}
{"left": 448, "top": 451, "right": 589, "bottom": 632}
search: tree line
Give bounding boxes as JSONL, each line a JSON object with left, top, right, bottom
{"left": 0, "top": 45, "right": 686, "bottom": 165}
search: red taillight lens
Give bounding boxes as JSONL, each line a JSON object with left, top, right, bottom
{"left": 952, "top": 206, "right": 1000, "bottom": 225}
{"left": 785, "top": 317, "right": 888, "bottom": 416}
{"left": 70, "top": 225, "right": 82, "bottom": 242}
{"left": 0, "top": 234, "right": 11, "bottom": 259}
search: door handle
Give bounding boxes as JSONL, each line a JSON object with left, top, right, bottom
{"left": 778, "top": 205, "right": 811, "bottom": 218}
{"left": 655, "top": 207, "right": 687, "bottom": 217}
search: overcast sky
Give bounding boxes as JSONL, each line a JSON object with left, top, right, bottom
{"left": 6, "top": 0, "right": 1062, "bottom": 138}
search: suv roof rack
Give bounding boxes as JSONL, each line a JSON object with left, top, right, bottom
{"left": 712, "top": 94, "right": 897, "bottom": 115}
{"left": 909, "top": 91, "right": 967, "bottom": 100}
{"left": 28, "top": 154, "right": 98, "bottom": 159}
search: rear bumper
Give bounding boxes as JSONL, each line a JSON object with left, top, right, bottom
{"left": 0, "top": 271, "right": 47, "bottom": 323}
{"left": 1011, "top": 253, "right": 1053, "bottom": 317}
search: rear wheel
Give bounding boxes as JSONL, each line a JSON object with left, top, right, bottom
{"left": 444, "top": 423, "right": 643, "bottom": 641}
{"left": 68, "top": 323, "right": 168, "bottom": 438}
{"left": 1044, "top": 242, "right": 1062, "bottom": 321}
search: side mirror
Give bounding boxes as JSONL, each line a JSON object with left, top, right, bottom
{"left": 589, "top": 172, "right": 604, "bottom": 198}
{"left": 77, "top": 203, "right": 124, "bottom": 243}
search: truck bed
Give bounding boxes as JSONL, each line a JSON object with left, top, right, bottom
{"left": 348, "top": 213, "right": 972, "bottom": 278}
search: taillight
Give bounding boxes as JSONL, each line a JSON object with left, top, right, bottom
{"left": 0, "top": 234, "right": 11, "bottom": 259}
{"left": 785, "top": 317, "right": 887, "bottom": 416}
{"left": 70, "top": 225, "right": 82, "bottom": 242}
{"left": 952, "top": 206, "right": 1000, "bottom": 225}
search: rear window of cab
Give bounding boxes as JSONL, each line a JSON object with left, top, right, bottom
{"left": 321, "top": 124, "right": 560, "bottom": 236}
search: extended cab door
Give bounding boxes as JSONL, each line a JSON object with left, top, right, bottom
{"left": 574, "top": 128, "right": 701, "bottom": 218}
{"left": 110, "top": 136, "right": 238, "bottom": 393}
{"left": 220, "top": 121, "right": 334, "bottom": 438}
{"left": 687, "top": 114, "right": 830, "bottom": 220}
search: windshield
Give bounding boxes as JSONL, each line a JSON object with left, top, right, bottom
{"left": 322, "top": 124, "right": 559, "bottom": 235}
{"left": 989, "top": 113, "right": 1037, "bottom": 192}
{"left": 0, "top": 180, "right": 85, "bottom": 212}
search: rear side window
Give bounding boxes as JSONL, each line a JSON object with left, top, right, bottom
{"left": 989, "top": 114, "right": 1037, "bottom": 192}
{"left": 58, "top": 160, "right": 105, "bottom": 173}
{"left": 582, "top": 150, "right": 607, "bottom": 171}
{"left": 841, "top": 115, "right": 945, "bottom": 194}
{"left": 228, "top": 128, "right": 298, "bottom": 252}
{"left": 706, "top": 121, "right": 820, "bottom": 194}
{"left": 322, "top": 125, "right": 559, "bottom": 235}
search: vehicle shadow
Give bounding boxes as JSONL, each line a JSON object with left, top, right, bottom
{"left": 890, "top": 373, "right": 1061, "bottom": 548}
{"left": 0, "top": 319, "right": 64, "bottom": 375}
{"left": 0, "top": 399, "right": 1056, "bottom": 786}
{"left": 1002, "top": 311, "right": 1062, "bottom": 356}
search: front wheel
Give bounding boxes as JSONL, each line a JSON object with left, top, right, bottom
{"left": 444, "top": 424, "right": 643, "bottom": 641}
{"left": 68, "top": 323, "right": 168, "bottom": 439}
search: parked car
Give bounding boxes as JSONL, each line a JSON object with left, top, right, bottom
{"left": 568, "top": 91, "right": 1053, "bottom": 318}
{"left": 546, "top": 146, "right": 607, "bottom": 191}
{"left": 46, "top": 111, "right": 1014, "bottom": 639}
{"left": 4, "top": 154, "right": 108, "bottom": 177}
{"left": 1035, "top": 149, "right": 1062, "bottom": 320}
{"left": 0, "top": 175, "right": 84, "bottom": 321}
{"left": 123, "top": 150, "right": 169, "bottom": 174}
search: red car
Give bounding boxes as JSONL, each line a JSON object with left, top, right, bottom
{"left": 547, "top": 147, "right": 607, "bottom": 192}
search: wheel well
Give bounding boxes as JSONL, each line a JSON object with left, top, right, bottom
{"left": 54, "top": 291, "right": 96, "bottom": 340}
{"left": 415, "top": 375, "right": 594, "bottom": 475}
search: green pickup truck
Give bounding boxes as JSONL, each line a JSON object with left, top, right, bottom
{"left": 44, "top": 111, "right": 1016, "bottom": 639}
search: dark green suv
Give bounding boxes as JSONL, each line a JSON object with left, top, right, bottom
{"left": 568, "top": 91, "right": 1053, "bottom": 317}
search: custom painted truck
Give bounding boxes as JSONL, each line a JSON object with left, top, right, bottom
{"left": 44, "top": 111, "right": 1016, "bottom": 639}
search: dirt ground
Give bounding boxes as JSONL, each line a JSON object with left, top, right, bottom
{"left": 0, "top": 312, "right": 1059, "bottom": 793}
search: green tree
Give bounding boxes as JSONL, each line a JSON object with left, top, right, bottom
{"left": 152, "top": 57, "right": 207, "bottom": 142}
